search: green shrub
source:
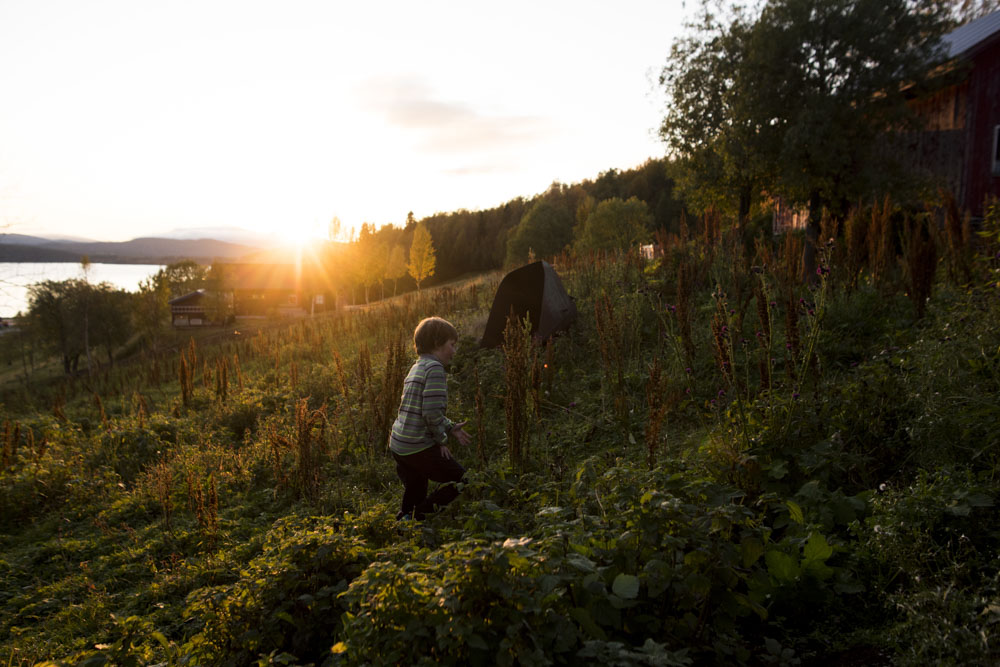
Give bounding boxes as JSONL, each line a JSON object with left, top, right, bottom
{"left": 182, "top": 514, "right": 376, "bottom": 665}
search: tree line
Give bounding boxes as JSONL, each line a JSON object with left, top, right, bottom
{"left": 334, "top": 157, "right": 687, "bottom": 300}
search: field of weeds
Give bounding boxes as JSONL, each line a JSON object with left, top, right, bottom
{"left": 2, "top": 202, "right": 999, "bottom": 665}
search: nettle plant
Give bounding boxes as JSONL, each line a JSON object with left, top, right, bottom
{"left": 327, "top": 461, "right": 851, "bottom": 666}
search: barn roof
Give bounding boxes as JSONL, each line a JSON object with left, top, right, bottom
{"left": 219, "top": 263, "right": 304, "bottom": 291}
{"left": 212, "top": 261, "right": 337, "bottom": 293}
{"left": 168, "top": 289, "right": 206, "bottom": 305}
{"left": 942, "top": 9, "right": 1000, "bottom": 59}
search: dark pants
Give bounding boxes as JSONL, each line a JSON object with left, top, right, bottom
{"left": 392, "top": 446, "right": 466, "bottom": 519}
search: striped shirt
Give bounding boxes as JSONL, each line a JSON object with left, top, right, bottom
{"left": 389, "top": 354, "right": 455, "bottom": 456}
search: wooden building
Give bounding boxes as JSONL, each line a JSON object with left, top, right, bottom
{"left": 169, "top": 290, "right": 207, "bottom": 326}
{"left": 908, "top": 10, "right": 1000, "bottom": 218}
{"left": 214, "top": 262, "right": 334, "bottom": 318}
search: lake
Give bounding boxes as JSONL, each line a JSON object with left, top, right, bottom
{"left": 0, "top": 262, "right": 164, "bottom": 318}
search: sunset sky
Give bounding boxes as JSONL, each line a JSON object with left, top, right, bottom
{"left": 0, "top": 0, "right": 685, "bottom": 243}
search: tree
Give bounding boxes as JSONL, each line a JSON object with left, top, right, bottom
{"left": 660, "top": 1, "right": 771, "bottom": 227}
{"left": 153, "top": 260, "right": 209, "bottom": 299}
{"left": 953, "top": 0, "right": 1000, "bottom": 22}
{"left": 661, "top": 0, "right": 951, "bottom": 279}
{"left": 574, "top": 197, "right": 654, "bottom": 253}
{"left": 27, "top": 278, "right": 135, "bottom": 373}
{"left": 385, "top": 244, "right": 408, "bottom": 296}
{"left": 80, "top": 256, "right": 94, "bottom": 374}
{"left": 133, "top": 277, "right": 170, "bottom": 351}
{"left": 26, "top": 279, "right": 87, "bottom": 374}
{"left": 355, "top": 222, "right": 386, "bottom": 303}
{"left": 407, "top": 223, "right": 436, "bottom": 291}
{"left": 88, "top": 284, "right": 131, "bottom": 367}
{"left": 328, "top": 216, "right": 343, "bottom": 242}
{"left": 203, "top": 264, "right": 233, "bottom": 324}
{"left": 748, "top": 0, "right": 949, "bottom": 279}
{"left": 505, "top": 199, "right": 574, "bottom": 266}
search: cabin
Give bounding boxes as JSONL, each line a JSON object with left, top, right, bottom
{"left": 907, "top": 10, "right": 1000, "bottom": 219}
{"left": 772, "top": 12, "right": 1000, "bottom": 234}
{"left": 213, "top": 262, "right": 333, "bottom": 318}
{"left": 169, "top": 289, "right": 233, "bottom": 326}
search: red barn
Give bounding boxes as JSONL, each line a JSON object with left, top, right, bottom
{"left": 909, "top": 10, "right": 1000, "bottom": 218}
{"left": 215, "top": 262, "right": 334, "bottom": 318}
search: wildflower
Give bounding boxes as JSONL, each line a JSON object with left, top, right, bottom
{"left": 769, "top": 301, "right": 777, "bottom": 308}
{"left": 569, "top": 401, "right": 577, "bottom": 408}
{"left": 792, "top": 390, "right": 800, "bottom": 399}
{"left": 785, "top": 343, "right": 793, "bottom": 350}
{"left": 718, "top": 389, "right": 725, "bottom": 397}
{"left": 685, "top": 367, "right": 692, "bottom": 374}
{"left": 667, "top": 304, "right": 677, "bottom": 313}
{"left": 685, "top": 387, "right": 691, "bottom": 394}
{"left": 721, "top": 325, "right": 729, "bottom": 334}
{"left": 879, "top": 483, "right": 887, "bottom": 491}
{"left": 755, "top": 330, "right": 763, "bottom": 338}
{"left": 816, "top": 265, "right": 830, "bottom": 276}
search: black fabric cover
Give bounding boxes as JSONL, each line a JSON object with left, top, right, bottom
{"left": 479, "top": 261, "right": 577, "bottom": 348}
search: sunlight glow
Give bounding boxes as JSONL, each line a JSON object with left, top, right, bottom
{"left": 0, "top": 0, "right": 682, "bottom": 242}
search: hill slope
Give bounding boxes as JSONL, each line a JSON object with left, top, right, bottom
{"left": 1, "top": 234, "right": 262, "bottom": 263}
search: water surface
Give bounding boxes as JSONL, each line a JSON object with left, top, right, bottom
{"left": 0, "top": 262, "right": 163, "bottom": 318}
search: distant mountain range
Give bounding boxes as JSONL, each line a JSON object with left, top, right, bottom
{"left": 0, "top": 233, "right": 267, "bottom": 264}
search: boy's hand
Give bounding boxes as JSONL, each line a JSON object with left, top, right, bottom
{"left": 451, "top": 421, "right": 472, "bottom": 447}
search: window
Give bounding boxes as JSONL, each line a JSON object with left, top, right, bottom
{"left": 994, "top": 125, "right": 1000, "bottom": 176}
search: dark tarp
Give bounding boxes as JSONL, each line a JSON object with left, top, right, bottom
{"left": 479, "top": 260, "right": 577, "bottom": 348}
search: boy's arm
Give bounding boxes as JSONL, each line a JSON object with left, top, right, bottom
{"left": 422, "top": 362, "right": 454, "bottom": 444}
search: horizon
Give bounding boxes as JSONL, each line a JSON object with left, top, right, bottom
{"left": 0, "top": 0, "right": 684, "bottom": 244}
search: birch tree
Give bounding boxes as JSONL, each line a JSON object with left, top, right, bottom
{"left": 407, "top": 223, "right": 436, "bottom": 292}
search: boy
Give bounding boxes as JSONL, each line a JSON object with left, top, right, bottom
{"left": 389, "top": 316, "right": 471, "bottom": 520}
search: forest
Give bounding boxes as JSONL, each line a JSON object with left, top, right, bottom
{"left": 2, "top": 0, "right": 1000, "bottom": 664}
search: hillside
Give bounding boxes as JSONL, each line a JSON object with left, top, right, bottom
{"left": 0, "top": 234, "right": 262, "bottom": 264}
{"left": 1, "top": 206, "right": 999, "bottom": 664}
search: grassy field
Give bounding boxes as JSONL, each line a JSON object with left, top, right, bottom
{"left": 1, "top": 209, "right": 999, "bottom": 665}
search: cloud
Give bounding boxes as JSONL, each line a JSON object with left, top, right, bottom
{"left": 355, "top": 74, "right": 551, "bottom": 154}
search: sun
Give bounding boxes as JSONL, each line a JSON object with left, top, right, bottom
{"left": 281, "top": 220, "right": 325, "bottom": 248}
